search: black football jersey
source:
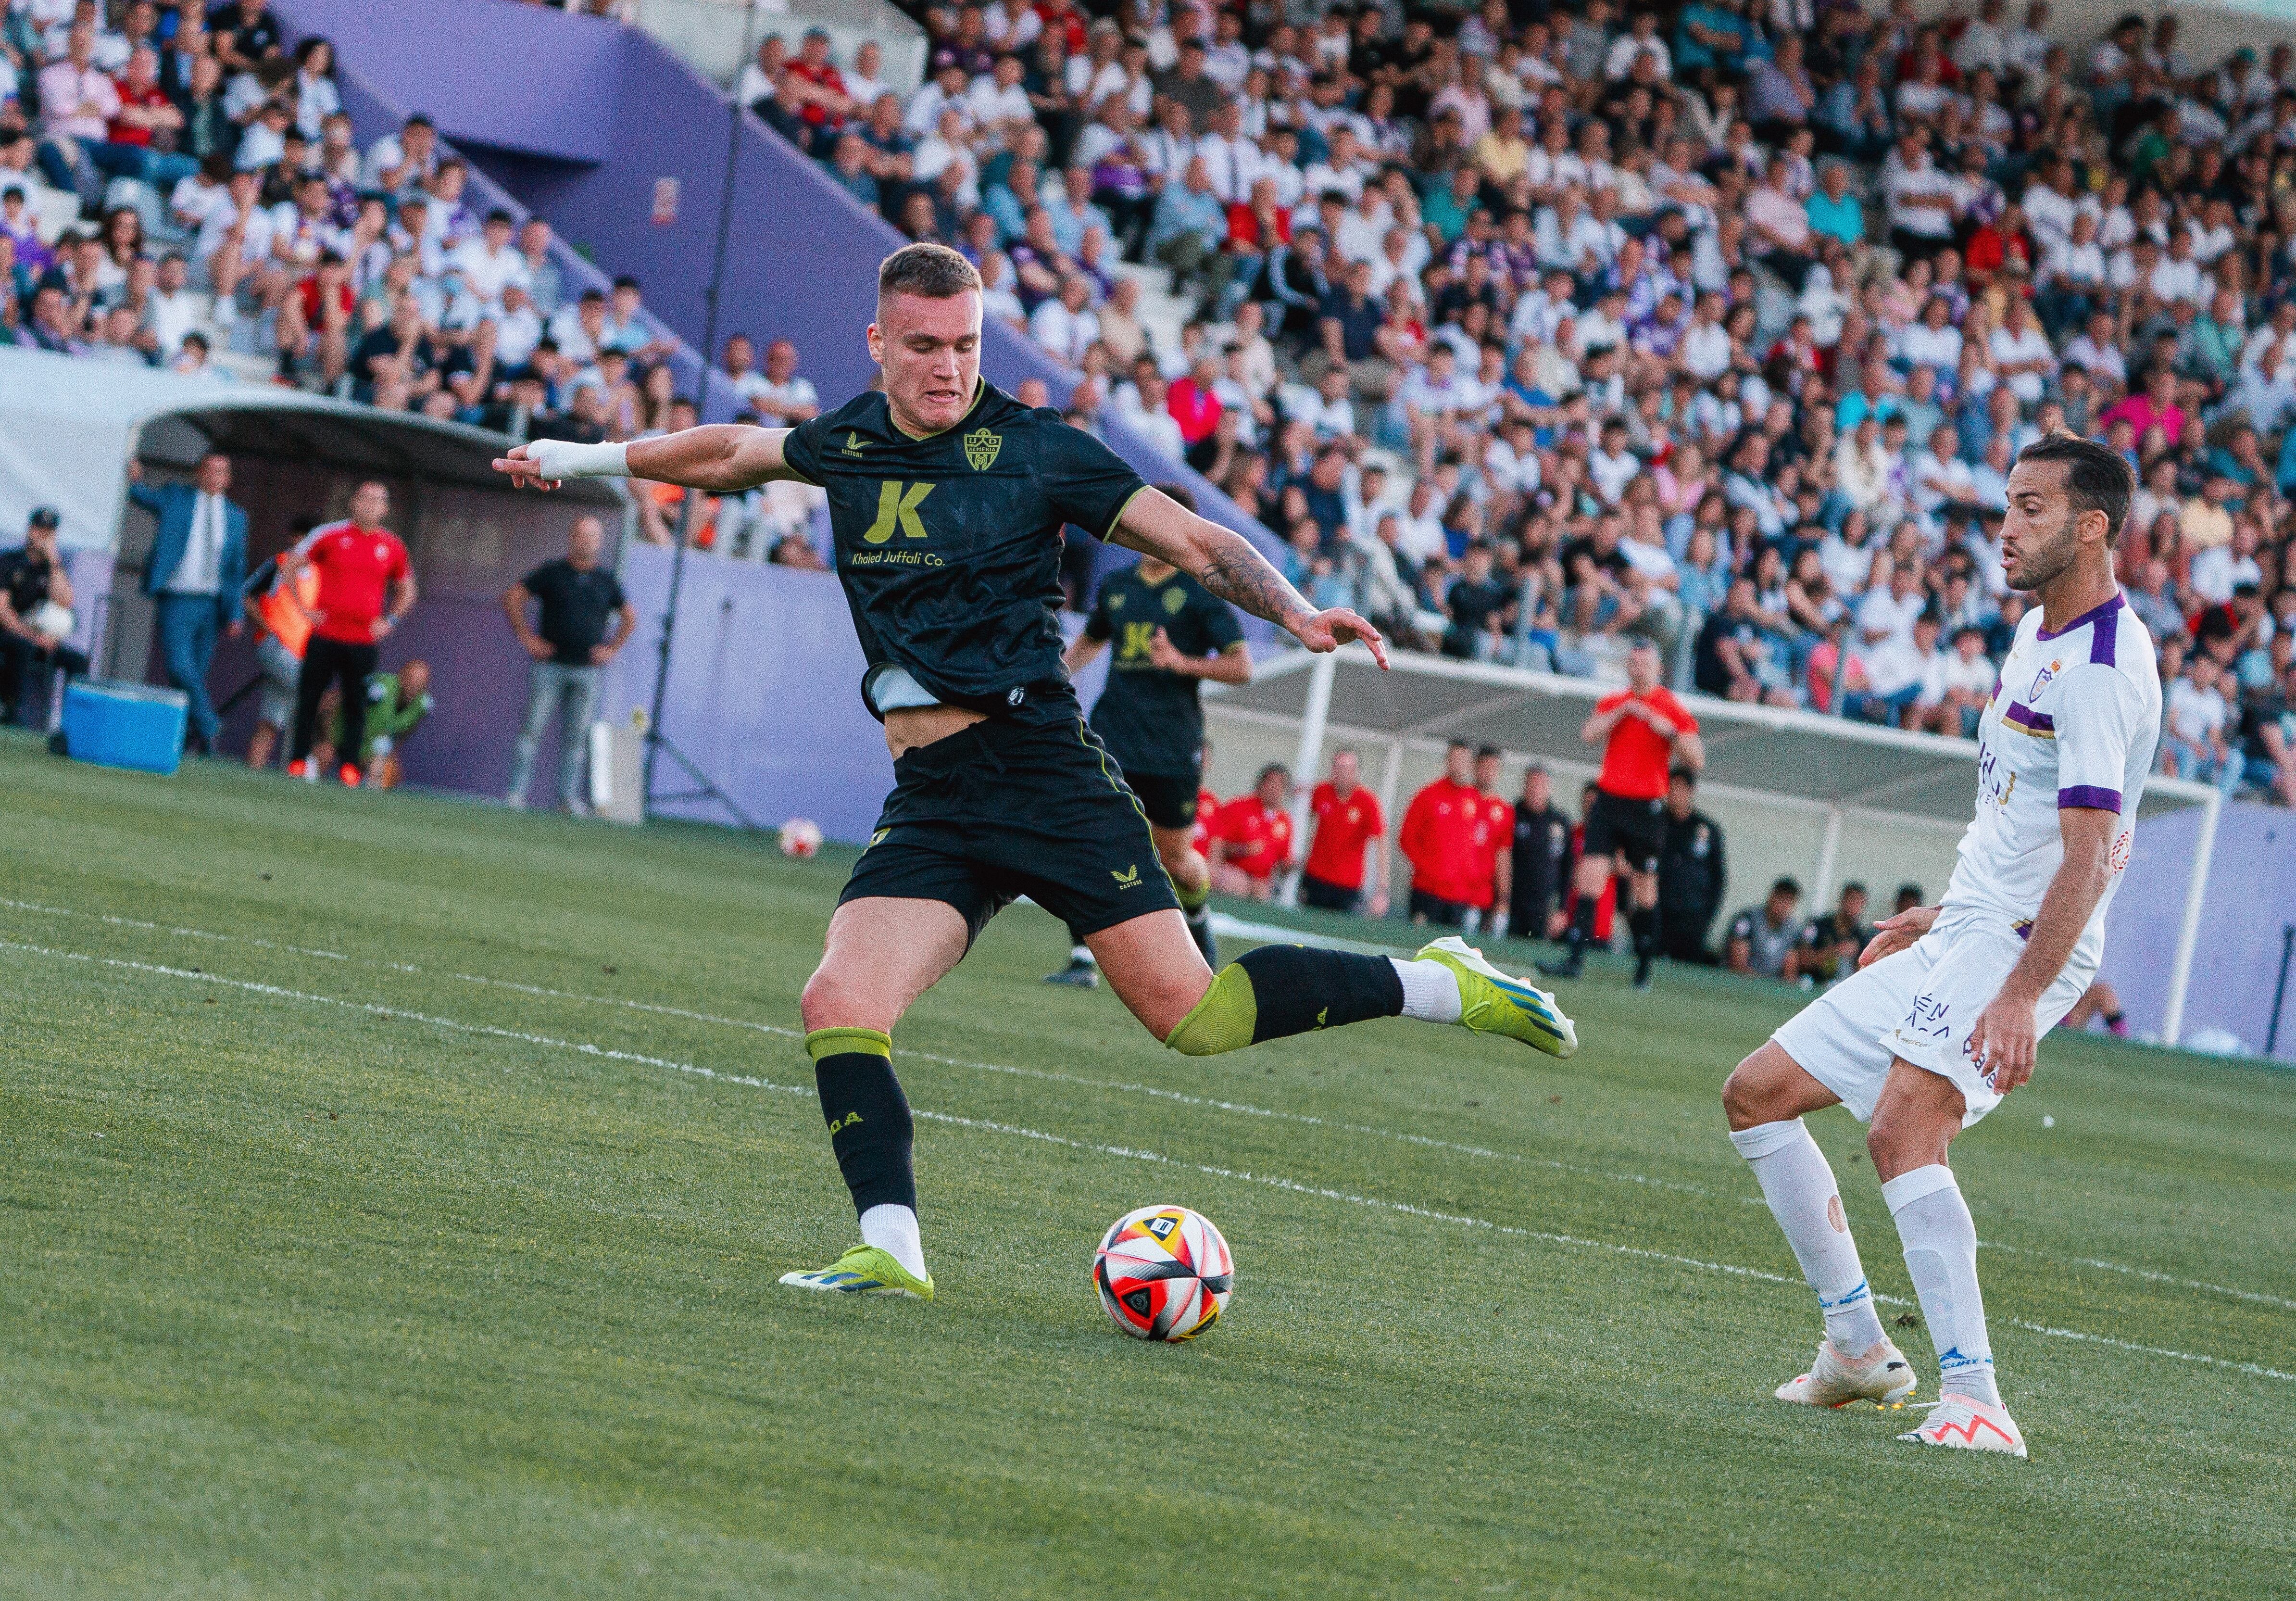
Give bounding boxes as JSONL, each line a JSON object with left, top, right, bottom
{"left": 1081, "top": 564, "right": 1243, "bottom": 776}
{"left": 783, "top": 380, "right": 1148, "bottom": 725}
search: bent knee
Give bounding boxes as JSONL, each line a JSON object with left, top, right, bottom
{"left": 800, "top": 967, "right": 892, "bottom": 1036}
{"left": 1721, "top": 1059, "right": 1769, "bottom": 1130}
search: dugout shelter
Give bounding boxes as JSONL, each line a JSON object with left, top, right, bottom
{"left": 0, "top": 348, "right": 627, "bottom": 797}
{"left": 1207, "top": 648, "right": 2224, "bottom": 1048}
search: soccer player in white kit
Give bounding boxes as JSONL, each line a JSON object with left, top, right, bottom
{"left": 1721, "top": 436, "right": 2156, "bottom": 1457}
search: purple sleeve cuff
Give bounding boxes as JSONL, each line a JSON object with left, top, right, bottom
{"left": 2058, "top": 785, "right": 2122, "bottom": 812}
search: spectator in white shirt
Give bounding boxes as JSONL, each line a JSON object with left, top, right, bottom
{"left": 748, "top": 338, "right": 820, "bottom": 424}
{"left": 1029, "top": 273, "right": 1101, "bottom": 366}
{"left": 1914, "top": 621, "right": 1996, "bottom": 736}
{"left": 1988, "top": 297, "right": 2055, "bottom": 404}
{"left": 491, "top": 280, "right": 543, "bottom": 368}
{"left": 450, "top": 209, "right": 529, "bottom": 307}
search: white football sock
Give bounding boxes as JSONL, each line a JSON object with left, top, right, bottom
{"left": 1883, "top": 1164, "right": 1999, "bottom": 1406}
{"left": 859, "top": 1203, "right": 927, "bottom": 1280}
{"left": 1729, "top": 1118, "right": 1887, "bottom": 1354}
{"left": 1388, "top": 958, "right": 1462, "bottom": 1024}
{"left": 1069, "top": 944, "right": 1096, "bottom": 967}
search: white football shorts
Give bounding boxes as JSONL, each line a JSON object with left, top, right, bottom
{"left": 1770, "top": 908, "right": 2091, "bottom": 1128}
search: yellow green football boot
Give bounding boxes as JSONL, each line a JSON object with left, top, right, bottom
{"left": 778, "top": 1244, "right": 935, "bottom": 1301}
{"left": 1417, "top": 934, "right": 1579, "bottom": 1058}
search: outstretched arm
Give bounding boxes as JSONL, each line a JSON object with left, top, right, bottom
{"left": 494, "top": 425, "right": 802, "bottom": 495}
{"left": 1110, "top": 488, "right": 1389, "bottom": 667}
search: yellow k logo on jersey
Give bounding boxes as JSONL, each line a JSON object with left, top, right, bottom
{"left": 863, "top": 480, "right": 934, "bottom": 543}
{"left": 1119, "top": 620, "right": 1156, "bottom": 659}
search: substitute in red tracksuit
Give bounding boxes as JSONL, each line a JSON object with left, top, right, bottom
{"left": 1397, "top": 740, "right": 1496, "bottom": 928}
{"left": 1540, "top": 640, "right": 1702, "bottom": 986}
{"left": 1208, "top": 763, "right": 1295, "bottom": 900}
{"left": 288, "top": 481, "right": 416, "bottom": 784}
{"left": 1299, "top": 747, "right": 1388, "bottom": 914}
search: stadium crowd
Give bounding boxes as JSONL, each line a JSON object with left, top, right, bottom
{"left": 9, "top": 0, "right": 2296, "bottom": 805}
{"left": 739, "top": 0, "right": 2296, "bottom": 805}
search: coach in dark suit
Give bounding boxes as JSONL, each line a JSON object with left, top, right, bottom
{"left": 128, "top": 453, "right": 247, "bottom": 753}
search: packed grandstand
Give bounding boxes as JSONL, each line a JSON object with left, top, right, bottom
{"left": 6, "top": 0, "right": 2295, "bottom": 804}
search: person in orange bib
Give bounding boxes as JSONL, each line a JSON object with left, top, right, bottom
{"left": 1541, "top": 640, "right": 1704, "bottom": 989}
{"left": 244, "top": 519, "right": 324, "bottom": 772}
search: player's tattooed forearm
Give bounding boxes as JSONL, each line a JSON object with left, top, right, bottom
{"left": 1199, "top": 535, "right": 1310, "bottom": 630}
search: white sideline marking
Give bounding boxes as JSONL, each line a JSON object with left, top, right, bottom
{"left": 7, "top": 895, "right": 2292, "bottom": 1317}
{"left": 0, "top": 895, "right": 347, "bottom": 961}
{"left": 0, "top": 893, "right": 1733, "bottom": 1204}
{"left": 1985, "top": 1244, "right": 2296, "bottom": 1315}
{"left": 9, "top": 934, "right": 2292, "bottom": 1389}
{"left": 2007, "top": 1322, "right": 2296, "bottom": 1384}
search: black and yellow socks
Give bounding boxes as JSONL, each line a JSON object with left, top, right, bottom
{"left": 1164, "top": 944, "right": 1405, "bottom": 1056}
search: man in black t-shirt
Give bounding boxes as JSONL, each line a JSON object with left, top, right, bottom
{"left": 0, "top": 507, "right": 91, "bottom": 727}
{"left": 1047, "top": 484, "right": 1249, "bottom": 983}
{"left": 500, "top": 514, "right": 633, "bottom": 811}
{"left": 1509, "top": 764, "right": 1574, "bottom": 942}
{"left": 1787, "top": 881, "right": 1871, "bottom": 986}
{"left": 495, "top": 243, "right": 1577, "bottom": 1307}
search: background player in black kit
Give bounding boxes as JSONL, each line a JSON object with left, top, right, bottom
{"left": 495, "top": 244, "right": 1576, "bottom": 1304}
{"left": 1508, "top": 764, "right": 1573, "bottom": 944}
{"left": 1046, "top": 484, "right": 1248, "bottom": 987}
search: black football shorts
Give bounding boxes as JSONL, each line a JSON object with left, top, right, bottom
{"left": 840, "top": 715, "right": 1180, "bottom": 944}
{"left": 1583, "top": 789, "right": 1667, "bottom": 876}
{"left": 1122, "top": 767, "right": 1202, "bottom": 832}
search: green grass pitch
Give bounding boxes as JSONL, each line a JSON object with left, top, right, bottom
{"left": 2, "top": 735, "right": 2293, "bottom": 1598}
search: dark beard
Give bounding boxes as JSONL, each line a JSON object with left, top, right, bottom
{"left": 2007, "top": 525, "right": 2081, "bottom": 592}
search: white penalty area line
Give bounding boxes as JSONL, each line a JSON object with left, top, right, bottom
{"left": 7, "top": 895, "right": 2294, "bottom": 1322}
{"left": 7, "top": 934, "right": 2291, "bottom": 1390}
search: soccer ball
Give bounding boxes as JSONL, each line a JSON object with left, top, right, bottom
{"left": 778, "top": 818, "right": 823, "bottom": 858}
{"left": 1093, "top": 1204, "right": 1233, "bottom": 1341}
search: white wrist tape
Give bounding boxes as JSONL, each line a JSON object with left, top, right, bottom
{"left": 527, "top": 439, "right": 629, "bottom": 480}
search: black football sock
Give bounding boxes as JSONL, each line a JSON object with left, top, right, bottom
{"left": 805, "top": 1028, "right": 916, "bottom": 1216}
{"left": 1166, "top": 944, "right": 1404, "bottom": 1055}
{"left": 1568, "top": 895, "right": 1598, "bottom": 953}
{"left": 1629, "top": 906, "right": 1658, "bottom": 960}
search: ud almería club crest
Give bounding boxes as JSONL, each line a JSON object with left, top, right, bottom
{"left": 963, "top": 428, "right": 1002, "bottom": 470}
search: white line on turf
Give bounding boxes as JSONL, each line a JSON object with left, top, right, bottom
{"left": 12, "top": 933, "right": 2293, "bottom": 1390}
{"left": 9, "top": 895, "right": 2293, "bottom": 1319}
{"left": 0, "top": 894, "right": 1732, "bottom": 1202}
{"left": 0, "top": 895, "right": 348, "bottom": 961}
{"left": 1985, "top": 1245, "right": 2296, "bottom": 1315}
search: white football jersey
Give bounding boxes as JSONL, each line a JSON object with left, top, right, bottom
{"left": 1942, "top": 592, "right": 2159, "bottom": 971}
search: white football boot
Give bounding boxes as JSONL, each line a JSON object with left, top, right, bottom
{"left": 1897, "top": 1394, "right": 2028, "bottom": 1458}
{"left": 1774, "top": 1338, "right": 1919, "bottom": 1408}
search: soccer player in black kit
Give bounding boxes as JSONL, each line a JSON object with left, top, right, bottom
{"left": 496, "top": 245, "right": 1576, "bottom": 1303}
{"left": 1047, "top": 485, "right": 1248, "bottom": 987}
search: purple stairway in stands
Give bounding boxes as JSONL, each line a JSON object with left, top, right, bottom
{"left": 269, "top": 0, "right": 1271, "bottom": 547}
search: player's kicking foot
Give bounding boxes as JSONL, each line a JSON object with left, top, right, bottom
{"left": 1043, "top": 955, "right": 1100, "bottom": 988}
{"left": 1185, "top": 903, "right": 1219, "bottom": 967}
{"left": 1417, "top": 936, "right": 1577, "bottom": 1058}
{"left": 1775, "top": 1338, "right": 1918, "bottom": 1408}
{"left": 778, "top": 1244, "right": 935, "bottom": 1302}
{"left": 1897, "top": 1394, "right": 2027, "bottom": 1458}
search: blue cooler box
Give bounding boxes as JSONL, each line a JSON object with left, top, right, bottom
{"left": 62, "top": 680, "right": 189, "bottom": 775}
